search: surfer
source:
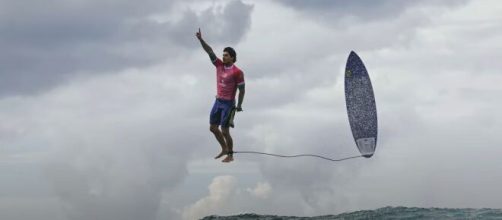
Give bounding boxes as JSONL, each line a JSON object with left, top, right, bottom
{"left": 196, "top": 28, "right": 245, "bottom": 163}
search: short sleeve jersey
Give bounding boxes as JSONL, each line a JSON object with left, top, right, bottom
{"left": 213, "top": 58, "right": 245, "bottom": 101}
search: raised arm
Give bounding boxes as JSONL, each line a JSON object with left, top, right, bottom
{"left": 196, "top": 28, "right": 217, "bottom": 62}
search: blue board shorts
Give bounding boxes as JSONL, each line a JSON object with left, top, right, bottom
{"left": 210, "top": 98, "right": 236, "bottom": 128}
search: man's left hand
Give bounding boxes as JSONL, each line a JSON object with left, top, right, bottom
{"left": 235, "top": 106, "right": 243, "bottom": 112}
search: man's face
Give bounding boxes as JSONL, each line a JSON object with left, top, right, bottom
{"left": 222, "top": 51, "right": 233, "bottom": 64}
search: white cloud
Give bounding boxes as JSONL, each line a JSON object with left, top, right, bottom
{"left": 182, "top": 175, "right": 237, "bottom": 220}
{"left": 247, "top": 182, "right": 272, "bottom": 199}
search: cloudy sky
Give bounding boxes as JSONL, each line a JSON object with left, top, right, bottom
{"left": 1, "top": 0, "right": 502, "bottom": 219}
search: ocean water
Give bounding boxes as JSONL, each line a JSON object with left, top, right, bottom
{"left": 202, "top": 206, "right": 502, "bottom": 220}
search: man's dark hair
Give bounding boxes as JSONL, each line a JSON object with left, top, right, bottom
{"left": 224, "top": 47, "right": 237, "bottom": 63}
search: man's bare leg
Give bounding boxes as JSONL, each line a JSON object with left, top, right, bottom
{"left": 210, "top": 125, "right": 228, "bottom": 159}
{"left": 221, "top": 127, "right": 234, "bottom": 163}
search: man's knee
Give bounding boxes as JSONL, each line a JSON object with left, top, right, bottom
{"left": 210, "top": 125, "right": 220, "bottom": 133}
{"left": 221, "top": 127, "right": 230, "bottom": 137}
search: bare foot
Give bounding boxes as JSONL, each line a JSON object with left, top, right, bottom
{"left": 222, "top": 155, "right": 234, "bottom": 163}
{"left": 214, "top": 151, "right": 227, "bottom": 159}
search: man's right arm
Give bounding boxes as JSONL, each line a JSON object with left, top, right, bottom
{"left": 199, "top": 38, "right": 217, "bottom": 62}
{"left": 196, "top": 28, "right": 217, "bottom": 63}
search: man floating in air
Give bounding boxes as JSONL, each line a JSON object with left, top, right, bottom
{"left": 196, "top": 28, "right": 245, "bottom": 163}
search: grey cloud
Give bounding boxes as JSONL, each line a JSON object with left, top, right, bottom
{"left": 172, "top": 1, "right": 254, "bottom": 48}
{"left": 3, "top": 0, "right": 502, "bottom": 218}
{"left": 254, "top": 117, "right": 365, "bottom": 213}
{"left": 0, "top": 66, "right": 212, "bottom": 219}
{"left": 0, "top": 0, "right": 253, "bottom": 96}
{"left": 40, "top": 106, "right": 194, "bottom": 220}
{"left": 278, "top": 0, "right": 467, "bottom": 22}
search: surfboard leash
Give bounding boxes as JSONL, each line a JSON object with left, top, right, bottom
{"left": 232, "top": 150, "right": 363, "bottom": 162}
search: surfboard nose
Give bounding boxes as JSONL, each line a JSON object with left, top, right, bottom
{"left": 348, "top": 51, "right": 360, "bottom": 61}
